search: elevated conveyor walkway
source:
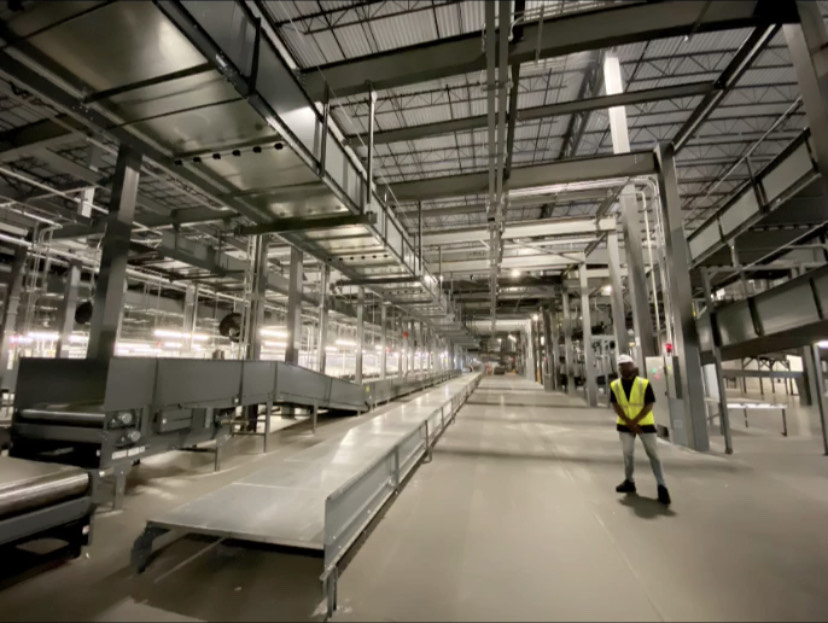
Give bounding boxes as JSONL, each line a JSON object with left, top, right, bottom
{"left": 132, "top": 372, "right": 481, "bottom": 617}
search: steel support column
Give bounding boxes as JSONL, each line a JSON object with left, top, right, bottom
{"left": 785, "top": 2, "right": 828, "bottom": 201}
{"left": 355, "top": 287, "right": 364, "bottom": 384}
{"left": 580, "top": 264, "right": 598, "bottom": 406}
{"left": 248, "top": 236, "right": 269, "bottom": 360}
{"left": 805, "top": 344, "right": 828, "bottom": 455}
{"left": 701, "top": 269, "right": 733, "bottom": 454}
{"left": 604, "top": 52, "right": 657, "bottom": 369}
{"left": 87, "top": 146, "right": 141, "bottom": 361}
{"left": 408, "top": 320, "right": 415, "bottom": 373}
{"left": 542, "top": 305, "right": 554, "bottom": 391}
{"left": 606, "top": 230, "right": 628, "bottom": 359}
{"left": 380, "top": 303, "right": 387, "bottom": 379}
{"left": 0, "top": 246, "right": 27, "bottom": 379}
{"left": 655, "top": 143, "right": 709, "bottom": 452}
{"left": 317, "top": 264, "right": 329, "bottom": 374}
{"left": 551, "top": 309, "right": 561, "bottom": 390}
{"left": 285, "top": 246, "right": 303, "bottom": 366}
{"left": 562, "top": 291, "right": 575, "bottom": 394}
{"left": 55, "top": 260, "right": 81, "bottom": 358}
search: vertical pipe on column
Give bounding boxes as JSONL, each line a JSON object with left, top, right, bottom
{"left": 356, "top": 287, "right": 364, "bottom": 384}
{"left": 580, "top": 264, "right": 598, "bottom": 406}
{"left": 380, "top": 303, "right": 387, "bottom": 379}
{"left": 87, "top": 146, "right": 141, "bottom": 361}
{"left": 318, "top": 264, "right": 329, "bottom": 373}
{"left": 248, "top": 236, "right": 268, "bottom": 360}
{"left": 365, "top": 89, "right": 376, "bottom": 213}
{"left": 606, "top": 231, "right": 627, "bottom": 360}
{"left": 285, "top": 246, "right": 304, "bottom": 366}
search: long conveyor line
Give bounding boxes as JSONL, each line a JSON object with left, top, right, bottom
{"left": 132, "top": 372, "right": 482, "bottom": 618}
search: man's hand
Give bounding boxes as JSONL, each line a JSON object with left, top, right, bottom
{"left": 628, "top": 422, "right": 642, "bottom": 435}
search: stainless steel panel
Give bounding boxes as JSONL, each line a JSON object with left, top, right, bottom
{"left": 241, "top": 361, "right": 276, "bottom": 403}
{"left": 129, "top": 100, "right": 274, "bottom": 154}
{"left": 0, "top": 457, "right": 89, "bottom": 519}
{"left": 720, "top": 191, "right": 760, "bottom": 236}
{"left": 754, "top": 279, "right": 820, "bottom": 334}
{"left": 25, "top": 2, "right": 205, "bottom": 92}
{"left": 716, "top": 301, "right": 757, "bottom": 347}
{"left": 182, "top": 0, "right": 256, "bottom": 77}
{"left": 5, "top": 1, "right": 100, "bottom": 39}
{"left": 13, "top": 359, "right": 108, "bottom": 412}
{"left": 108, "top": 70, "right": 239, "bottom": 124}
{"left": 201, "top": 147, "right": 319, "bottom": 193}
{"left": 762, "top": 142, "right": 814, "bottom": 203}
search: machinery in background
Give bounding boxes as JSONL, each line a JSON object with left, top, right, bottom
{"left": 645, "top": 355, "right": 687, "bottom": 446}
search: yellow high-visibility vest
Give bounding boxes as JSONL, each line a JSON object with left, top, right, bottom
{"left": 611, "top": 377, "right": 655, "bottom": 426}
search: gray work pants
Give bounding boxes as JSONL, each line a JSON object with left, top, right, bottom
{"left": 619, "top": 432, "right": 666, "bottom": 487}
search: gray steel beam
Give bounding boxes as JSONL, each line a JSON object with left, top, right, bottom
{"left": 356, "top": 287, "right": 364, "bottom": 384}
{"left": 0, "top": 116, "right": 86, "bottom": 163}
{"left": 606, "top": 230, "right": 628, "bottom": 358}
{"left": 300, "top": 1, "right": 791, "bottom": 100}
{"left": 580, "top": 264, "right": 598, "bottom": 406}
{"left": 0, "top": 246, "right": 27, "bottom": 380}
{"left": 805, "top": 344, "right": 828, "bottom": 455}
{"left": 318, "top": 263, "right": 329, "bottom": 374}
{"left": 550, "top": 308, "right": 561, "bottom": 390}
{"left": 391, "top": 152, "right": 656, "bottom": 201}
{"left": 674, "top": 25, "right": 779, "bottom": 151}
{"left": 87, "top": 146, "right": 141, "bottom": 361}
{"left": 604, "top": 52, "right": 657, "bottom": 369}
{"left": 655, "top": 143, "right": 709, "bottom": 452}
{"left": 542, "top": 306, "right": 554, "bottom": 390}
{"left": 785, "top": 2, "right": 828, "bottom": 203}
{"left": 345, "top": 82, "right": 713, "bottom": 146}
{"left": 285, "top": 247, "right": 304, "bottom": 366}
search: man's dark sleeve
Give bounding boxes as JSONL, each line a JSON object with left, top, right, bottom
{"left": 609, "top": 390, "right": 617, "bottom": 404}
{"left": 644, "top": 383, "right": 656, "bottom": 403}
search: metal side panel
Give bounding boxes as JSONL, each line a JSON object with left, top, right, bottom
{"left": 275, "top": 363, "right": 334, "bottom": 408}
{"left": 13, "top": 359, "right": 109, "bottom": 412}
{"left": 695, "top": 312, "right": 713, "bottom": 352}
{"left": 154, "top": 359, "right": 243, "bottom": 409}
{"left": 103, "top": 358, "right": 158, "bottom": 412}
{"left": 716, "top": 301, "right": 757, "bottom": 348}
{"left": 762, "top": 142, "right": 814, "bottom": 204}
{"left": 719, "top": 191, "right": 760, "bottom": 237}
{"left": 753, "top": 278, "right": 820, "bottom": 335}
{"left": 0, "top": 496, "right": 92, "bottom": 548}
{"left": 812, "top": 271, "right": 828, "bottom": 315}
{"left": 240, "top": 361, "right": 277, "bottom": 404}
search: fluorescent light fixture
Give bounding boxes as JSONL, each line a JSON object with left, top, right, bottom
{"left": 602, "top": 285, "right": 613, "bottom": 295}
{"left": 163, "top": 341, "right": 183, "bottom": 349}
{"left": 818, "top": 340, "right": 828, "bottom": 349}
{"left": 260, "top": 327, "right": 288, "bottom": 338}
{"left": 10, "top": 335, "right": 33, "bottom": 345}
{"left": 532, "top": 314, "right": 539, "bottom": 321}
{"left": 154, "top": 329, "right": 210, "bottom": 341}
{"left": 264, "top": 340, "right": 287, "bottom": 349}
{"left": 154, "top": 329, "right": 184, "bottom": 339}
{"left": 508, "top": 334, "right": 517, "bottom": 341}
{"left": 511, "top": 269, "right": 521, "bottom": 278}
{"left": 69, "top": 334, "right": 88, "bottom": 344}
{"left": 336, "top": 339, "right": 357, "bottom": 347}
{"left": 509, "top": 178, "right": 628, "bottom": 198}
{"left": 325, "top": 345, "right": 339, "bottom": 352}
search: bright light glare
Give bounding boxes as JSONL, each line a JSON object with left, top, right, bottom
{"left": 336, "top": 339, "right": 357, "bottom": 347}
{"left": 325, "top": 345, "right": 339, "bottom": 352}
{"left": 511, "top": 269, "right": 521, "bottom": 278}
{"left": 264, "top": 340, "right": 287, "bottom": 349}
{"left": 532, "top": 314, "right": 539, "bottom": 321}
{"left": 163, "top": 342, "right": 182, "bottom": 349}
{"left": 154, "top": 329, "right": 209, "bottom": 341}
{"left": 28, "top": 331, "right": 59, "bottom": 341}
{"left": 818, "top": 340, "right": 828, "bottom": 349}
{"left": 69, "top": 334, "right": 88, "bottom": 344}
{"left": 260, "top": 327, "right": 288, "bottom": 338}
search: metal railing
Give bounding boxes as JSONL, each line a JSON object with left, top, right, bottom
{"left": 319, "top": 372, "right": 482, "bottom": 618}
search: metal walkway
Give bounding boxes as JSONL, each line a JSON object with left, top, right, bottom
{"left": 132, "top": 372, "right": 481, "bottom": 616}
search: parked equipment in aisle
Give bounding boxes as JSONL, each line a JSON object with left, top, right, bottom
{"left": 0, "top": 456, "right": 93, "bottom": 559}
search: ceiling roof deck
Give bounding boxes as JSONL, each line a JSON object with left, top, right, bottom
{"left": 0, "top": 0, "right": 822, "bottom": 345}
{"left": 0, "top": 0, "right": 476, "bottom": 345}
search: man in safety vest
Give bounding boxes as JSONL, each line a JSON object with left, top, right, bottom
{"left": 610, "top": 354, "right": 671, "bottom": 505}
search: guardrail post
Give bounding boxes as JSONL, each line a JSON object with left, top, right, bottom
{"left": 393, "top": 445, "right": 401, "bottom": 492}
{"left": 424, "top": 421, "right": 432, "bottom": 462}
{"left": 312, "top": 402, "right": 319, "bottom": 434}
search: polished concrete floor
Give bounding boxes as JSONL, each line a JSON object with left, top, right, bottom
{"left": 1, "top": 375, "right": 827, "bottom": 621}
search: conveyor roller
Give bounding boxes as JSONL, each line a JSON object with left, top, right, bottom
{"left": 18, "top": 404, "right": 106, "bottom": 427}
{"left": 0, "top": 456, "right": 90, "bottom": 519}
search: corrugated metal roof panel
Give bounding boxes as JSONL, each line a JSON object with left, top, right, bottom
{"left": 434, "top": 1, "right": 462, "bottom": 37}
{"left": 369, "top": 10, "right": 438, "bottom": 50}
{"left": 333, "top": 23, "right": 376, "bottom": 58}
{"left": 460, "top": 1, "right": 485, "bottom": 33}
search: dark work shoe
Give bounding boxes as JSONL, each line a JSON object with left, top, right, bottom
{"left": 657, "top": 485, "right": 671, "bottom": 506}
{"left": 616, "top": 480, "right": 637, "bottom": 494}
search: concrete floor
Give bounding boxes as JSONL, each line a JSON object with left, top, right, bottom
{"left": 1, "top": 375, "right": 827, "bottom": 621}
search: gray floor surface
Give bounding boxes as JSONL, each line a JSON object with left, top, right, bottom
{"left": 1, "top": 374, "right": 827, "bottom": 622}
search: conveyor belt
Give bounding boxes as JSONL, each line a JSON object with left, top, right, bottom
{"left": 139, "top": 374, "right": 477, "bottom": 551}
{"left": 0, "top": 456, "right": 90, "bottom": 519}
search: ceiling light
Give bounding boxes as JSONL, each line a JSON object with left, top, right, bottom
{"left": 260, "top": 327, "right": 288, "bottom": 338}
{"left": 336, "top": 339, "right": 357, "bottom": 347}
{"left": 532, "top": 314, "right": 539, "bottom": 321}
{"left": 511, "top": 269, "right": 521, "bottom": 278}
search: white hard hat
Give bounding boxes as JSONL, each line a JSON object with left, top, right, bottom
{"left": 617, "top": 354, "right": 635, "bottom": 366}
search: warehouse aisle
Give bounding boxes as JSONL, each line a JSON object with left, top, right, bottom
{"left": 333, "top": 374, "right": 828, "bottom": 622}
